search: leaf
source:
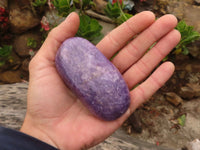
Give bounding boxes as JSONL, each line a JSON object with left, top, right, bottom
{"left": 52, "top": 0, "right": 74, "bottom": 17}
{"left": 117, "top": 13, "right": 133, "bottom": 24}
{"left": 0, "top": 45, "right": 12, "bottom": 66}
{"left": 32, "top": 0, "right": 47, "bottom": 7}
{"left": 0, "top": 45, "right": 12, "bottom": 57}
{"left": 104, "top": 2, "right": 121, "bottom": 19}
{"left": 162, "top": 55, "right": 168, "bottom": 62}
{"left": 182, "top": 47, "right": 189, "bottom": 55}
{"left": 27, "top": 38, "right": 37, "bottom": 48}
{"left": 76, "top": 15, "right": 103, "bottom": 42}
{"left": 178, "top": 114, "right": 186, "bottom": 127}
{"left": 175, "top": 20, "right": 200, "bottom": 55}
{"left": 82, "top": 0, "right": 92, "bottom": 9}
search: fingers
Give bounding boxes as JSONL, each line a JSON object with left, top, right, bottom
{"left": 129, "top": 62, "right": 175, "bottom": 113}
{"left": 96, "top": 11, "right": 155, "bottom": 58}
{"left": 112, "top": 14, "right": 178, "bottom": 73}
{"left": 123, "top": 29, "right": 181, "bottom": 89}
{"left": 36, "top": 12, "right": 80, "bottom": 62}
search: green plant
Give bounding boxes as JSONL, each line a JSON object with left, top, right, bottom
{"left": 174, "top": 20, "right": 200, "bottom": 55}
{"left": 52, "top": 0, "right": 103, "bottom": 43}
{"left": 73, "top": 0, "right": 94, "bottom": 11}
{"left": 52, "top": 0, "right": 74, "bottom": 17}
{"left": 0, "top": 45, "right": 12, "bottom": 66}
{"left": 104, "top": 2, "right": 121, "bottom": 19}
{"left": 32, "top": 0, "right": 47, "bottom": 7}
{"left": 76, "top": 14, "right": 103, "bottom": 43}
{"left": 117, "top": 12, "right": 133, "bottom": 24}
{"left": 178, "top": 114, "right": 186, "bottom": 127}
{"left": 27, "top": 38, "right": 37, "bottom": 48}
{"left": 104, "top": 1, "right": 133, "bottom": 24}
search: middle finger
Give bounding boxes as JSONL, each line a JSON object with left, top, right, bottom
{"left": 112, "top": 14, "right": 178, "bottom": 73}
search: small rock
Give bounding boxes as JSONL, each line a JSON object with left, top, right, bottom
{"left": 128, "top": 111, "right": 143, "bottom": 133}
{"left": 9, "top": 52, "right": 21, "bottom": 70}
{"left": 92, "top": 0, "right": 108, "bottom": 14}
{"left": 9, "top": 0, "right": 40, "bottom": 34}
{"left": 179, "top": 83, "right": 200, "bottom": 99}
{"left": 45, "top": 9, "right": 65, "bottom": 27}
{"left": 195, "top": 0, "right": 200, "bottom": 5}
{"left": 188, "top": 83, "right": 200, "bottom": 97}
{"left": 179, "top": 86, "right": 195, "bottom": 99}
{"left": 0, "top": 51, "right": 21, "bottom": 71}
{"left": 188, "top": 40, "right": 200, "bottom": 59}
{"left": 167, "top": 1, "right": 200, "bottom": 33}
{"left": 185, "top": 139, "right": 200, "bottom": 150}
{"left": 187, "top": 73, "right": 200, "bottom": 84}
{"left": 0, "top": 70, "right": 22, "bottom": 83}
{"left": 21, "top": 58, "right": 30, "bottom": 72}
{"left": 135, "top": 0, "right": 156, "bottom": 13}
{"left": 183, "top": 6, "right": 200, "bottom": 33}
{"left": 13, "top": 32, "right": 42, "bottom": 57}
{"left": 165, "top": 92, "right": 183, "bottom": 106}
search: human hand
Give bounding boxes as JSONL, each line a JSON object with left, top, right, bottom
{"left": 20, "top": 11, "right": 180, "bottom": 150}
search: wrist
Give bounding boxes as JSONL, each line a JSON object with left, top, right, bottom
{"left": 20, "top": 116, "right": 58, "bottom": 149}
{"left": 0, "top": 126, "right": 58, "bottom": 150}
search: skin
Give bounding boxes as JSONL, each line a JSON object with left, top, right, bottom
{"left": 20, "top": 11, "right": 181, "bottom": 150}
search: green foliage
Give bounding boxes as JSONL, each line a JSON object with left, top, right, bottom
{"left": 0, "top": 45, "right": 12, "bottom": 66}
{"left": 52, "top": 0, "right": 74, "bottom": 17}
{"left": 32, "top": 0, "right": 47, "bottom": 7}
{"left": 178, "top": 114, "right": 186, "bottom": 127}
{"left": 73, "top": 0, "right": 94, "bottom": 10}
{"left": 51, "top": 0, "right": 103, "bottom": 42}
{"left": 174, "top": 20, "right": 200, "bottom": 55}
{"left": 104, "top": 2, "right": 122, "bottom": 19}
{"left": 76, "top": 15, "right": 103, "bottom": 42}
{"left": 104, "top": 2, "right": 133, "bottom": 24}
{"left": 117, "top": 13, "right": 133, "bottom": 24}
{"left": 27, "top": 38, "right": 37, "bottom": 49}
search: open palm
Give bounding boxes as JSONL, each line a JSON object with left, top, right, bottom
{"left": 20, "top": 12, "right": 180, "bottom": 150}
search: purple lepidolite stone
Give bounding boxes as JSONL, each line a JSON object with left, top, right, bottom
{"left": 55, "top": 37, "right": 130, "bottom": 121}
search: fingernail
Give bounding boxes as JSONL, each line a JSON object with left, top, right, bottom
{"left": 65, "top": 12, "right": 74, "bottom": 21}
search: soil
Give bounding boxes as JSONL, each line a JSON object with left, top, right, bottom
{"left": 122, "top": 58, "right": 200, "bottom": 149}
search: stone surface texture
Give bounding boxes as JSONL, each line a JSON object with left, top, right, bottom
{"left": 55, "top": 37, "right": 130, "bottom": 121}
{"left": 9, "top": 0, "right": 40, "bottom": 34}
{"left": 0, "top": 70, "right": 22, "bottom": 84}
{"left": 13, "top": 31, "right": 42, "bottom": 57}
{"left": 186, "top": 139, "right": 200, "bottom": 150}
{"left": 166, "top": 1, "right": 200, "bottom": 33}
{"left": 165, "top": 92, "right": 183, "bottom": 106}
{"left": 45, "top": 9, "right": 65, "bottom": 27}
{"left": 0, "top": 83, "right": 27, "bottom": 130}
{"left": 90, "top": 129, "right": 174, "bottom": 150}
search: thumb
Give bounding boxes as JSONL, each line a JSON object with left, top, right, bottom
{"left": 35, "top": 12, "right": 80, "bottom": 62}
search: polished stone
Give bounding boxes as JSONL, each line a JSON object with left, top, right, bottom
{"left": 55, "top": 37, "right": 130, "bottom": 121}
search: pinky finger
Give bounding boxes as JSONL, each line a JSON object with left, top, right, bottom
{"left": 129, "top": 61, "right": 175, "bottom": 113}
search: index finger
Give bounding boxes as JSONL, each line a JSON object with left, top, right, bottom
{"left": 96, "top": 11, "right": 155, "bottom": 59}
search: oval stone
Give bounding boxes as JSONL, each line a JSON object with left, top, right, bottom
{"left": 55, "top": 37, "right": 130, "bottom": 121}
